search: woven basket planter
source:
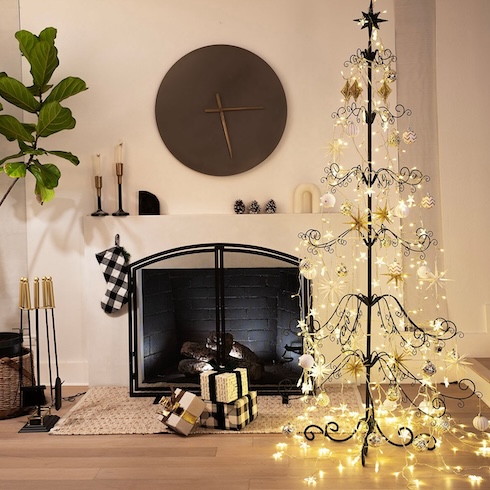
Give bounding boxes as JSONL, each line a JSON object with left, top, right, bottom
{"left": 0, "top": 348, "right": 34, "bottom": 419}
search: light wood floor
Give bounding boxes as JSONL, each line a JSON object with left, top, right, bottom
{"left": 1, "top": 383, "right": 490, "bottom": 490}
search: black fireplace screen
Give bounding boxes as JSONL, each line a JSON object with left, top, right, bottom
{"left": 128, "top": 243, "right": 308, "bottom": 397}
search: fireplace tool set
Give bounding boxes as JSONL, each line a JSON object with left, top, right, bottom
{"left": 18, "top": 276, "right": 61, "bottom": 432}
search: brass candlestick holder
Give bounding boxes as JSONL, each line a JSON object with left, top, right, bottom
{"left": 91, "top": 176, "right": 108, "bottom": 216}
{"left": 112, "top": 162, "right": 129, "bottom": 216}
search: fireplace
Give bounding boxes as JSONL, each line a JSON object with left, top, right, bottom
{"left": 128, "top": 243, "right": 309, "bottom": 397}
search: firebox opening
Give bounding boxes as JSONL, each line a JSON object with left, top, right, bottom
{"left": 129, "top": 243, "right": 308, "bottom": 396}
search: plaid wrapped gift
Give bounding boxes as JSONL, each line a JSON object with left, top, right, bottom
{"left": 200, "top": 367, "right": 248, "bottom": 403}
{"left": 200, "top": 391, "right": 258, "bottom": 430}
{"left": 157, "top": 388, "right": 206, "bottom": 436}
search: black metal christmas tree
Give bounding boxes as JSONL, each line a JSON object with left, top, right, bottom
{"left": 291, "top": 0, "right": 483, "bottom": 467}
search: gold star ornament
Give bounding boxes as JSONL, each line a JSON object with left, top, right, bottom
{"left": 344, "top": 356, "right": 365, "bottom": 379}
{"left": 372, "top": 202, "right": 392, "bottom": 224}
{"left": 345, "top": 209, "right": 369, "bottom": 235}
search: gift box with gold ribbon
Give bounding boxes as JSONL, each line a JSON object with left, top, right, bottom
{"left": 157, "top": 388, "right": 206, "bottom": 436}
{"left": 200, "top": 391, "right": 258, "bottom": 430}
{"left": 200, "top": 367, "right": 248, "bottom": 403}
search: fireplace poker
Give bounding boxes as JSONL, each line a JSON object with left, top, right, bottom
{"left": 43, "top": 277, "right": 62, "bottom": 410}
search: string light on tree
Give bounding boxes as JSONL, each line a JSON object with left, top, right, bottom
{"left": 276, "top": 1, "right": 489, "bottom": 487}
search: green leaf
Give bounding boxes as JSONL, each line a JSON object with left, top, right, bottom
{"left": 15, "top": 29, "right": 58, "bottom": 90}
{"left": 37, "top": 101, "right": 75, "bottom": 137}
{"left": 0, "top": 114, "right": 35, "bottom": 142}
{"left": 0, "top": 76, "right": 41, "bottom": 113}
{"left": 4, "top": 161, "right": 26, "bottom": 178}
{"left": 27, "top": 84, "right": 52, "bottom": 96}
{"left": 28, "top": 161, "right": 61, "bottom": 189}
{"left": 15, "top": 30, "right": 38, "bottom": 60}
{"left": 29, "top": 41, "right": 59, "bottom": 89}
{"left": 35, "top": 182, "right": 55, "bottom": 204}
{"left": 0, "top": 151, "right": 24, "bottom": 165}
{"left": 45, "top": 77, "right": 88, "bottom": 104}
{"left": 38, "top": 27, "right": 57, "bottom": 45}
{"left": 47, "top": 150, "right": 80, "bottom": 165}
{"left": 19, "top": 141, "right": 45, "bottom": 155}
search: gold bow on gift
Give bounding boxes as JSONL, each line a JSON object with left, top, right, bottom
{"left": 158, "top": 389, "right": 198, "bottom": 425}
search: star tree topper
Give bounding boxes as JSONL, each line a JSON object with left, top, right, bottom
{"left": 354, "top": 1, "right": 387, "bottom": 32}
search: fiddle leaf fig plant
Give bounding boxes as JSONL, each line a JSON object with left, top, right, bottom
{"left": 0, "top": 27, "right": 87, "bottom": 206}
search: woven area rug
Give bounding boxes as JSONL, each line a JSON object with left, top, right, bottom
{"left": 50, "top": 385, "right": 363, "bottom": 436}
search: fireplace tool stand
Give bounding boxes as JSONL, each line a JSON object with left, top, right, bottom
{"left": 18, "top": 277, "right": 61, "bottom": 433}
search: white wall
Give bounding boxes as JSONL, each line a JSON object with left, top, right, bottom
{"left": 1, "top": 0, "right": 487, "bottom": 386}
{"left": 0, "top": 0, "right": 27, "bottom": 335}
{"left": 436, "top": 1, "right": 490, "bottom": 355}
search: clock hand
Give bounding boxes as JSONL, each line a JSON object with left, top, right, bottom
{"left": 214, "top": 93, "right": 233, "bottom": 159}
{"left": 204, "top": 93, "right": 265, "bottom": 159}
{"left": 204, "top": 106, "right": 264, "bottom": 113}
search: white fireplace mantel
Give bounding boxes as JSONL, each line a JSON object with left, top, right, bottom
{"left": 82, "top": 213, "right": 335, "bottom": 386}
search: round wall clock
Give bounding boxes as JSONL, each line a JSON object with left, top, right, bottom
{"left": 155, "top": 44, "right": 287, "bottom": 176}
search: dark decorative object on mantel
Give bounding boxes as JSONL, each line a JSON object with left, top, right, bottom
{"left": 139, "top": 191, "right": 160, "bottom": 215}
{"left": 248, "top": 200, "right": 261, "bottom": 214}
{"left": 265, "top": 199, "right": 277, "bottom": 214}
{"left": 234, "top": 199, "right": 246, "bottom": 214}
{"left": 112, "top": 143, "right": 129, "bottom": 216}
{"left": 91, "top": 175, "right": 109, "bottom": 217}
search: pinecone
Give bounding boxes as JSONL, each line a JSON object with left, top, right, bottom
{"left": 234, "top": 199, "right": 246, "bottom": 214}
{"left": 248, "top": 200, "right": 261, "bottom": 214}
{"left": 265, "top": 199, "right": 277, "bottom": 214}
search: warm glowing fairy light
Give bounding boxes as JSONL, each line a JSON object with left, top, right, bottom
{"left": 468, "top": 475, "right": 483, "bottom": 484}
{"left": 304, "top": 475, "right": 317, "bottom": 486}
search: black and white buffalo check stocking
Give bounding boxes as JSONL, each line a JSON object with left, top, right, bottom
{"left": 96, "top": 246, "right": 130, "bottom": 313}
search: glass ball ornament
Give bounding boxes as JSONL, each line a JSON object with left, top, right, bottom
{"left": 435, "top": 415, "right": 452, "bottom": 433}
{"left": 316, "top": 391, "right": 330, "bottom": 407}
{"left": 386, "top": 384, "right": 401, "bottom": 402}
{"left": 473, "top": 414, "right": 489, "bottom": 432}
{"left": 388, "top": 261, "right": 403, "bottom": 276}
{"left": 281, "top": 422, "right": 296, "bottom": 437}
{"left": 298, "top": 353, "right": 315, "bottom": 370}
{"left": 385, "top": 69, "right": 397, "bottom": 82}
{"left": 379, "top": 236, "right": 392, "bottom": 248}
{"left": 388, "top": 130, "right": 400, "bottom": 147}
{"left": 336, "top": 263, "right": 348, "bottom": 278}
{"left": 299, "top": 258, "right": 317, "bottom": 279}
{"left": 393, "top": 202, "right": 409, "bottom": 218}
{"left": 320, "top": 192, "right": 336, "bottom": 209}
{"left": 421, "top": 194, "right": 436, "bottom": 209}
{"left": 367, "top": 432, "right": 385, "bottom": 448}
{"left": 383, "top": 399, "right": 397, "bottom": 411}
{"left": 412, "top": 434, "right": 430, "bottom": 452}
{"left": 402, "top": 127, "right": 417, "bottom": 144}
{"left": 340, "top": 201, "right": 353, "bottom": 215}
{"left": 422, "top": 360, "right": 437, "bottom": 377}
{"left": 417, "top": 265, "right": 432, "bottom": 280}
{"left": 345, "top": 121, "right": 359, "bottom": 137}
